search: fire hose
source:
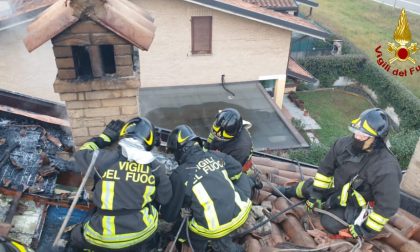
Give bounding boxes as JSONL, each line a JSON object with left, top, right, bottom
{"left": 249, "top": 167, "right": 363, "bottom": 251}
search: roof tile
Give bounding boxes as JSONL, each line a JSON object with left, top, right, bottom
{"left": 216, "top": 0, "right": 326, "bottom": 36}
{"left": 287, "top": 57, "right": 316, "bottom": 83}
{"left": 243, "top": 0, "right": 297, "bottom": 9}
{"left": 24, "top": 0, "right": 155, "bottom": 52}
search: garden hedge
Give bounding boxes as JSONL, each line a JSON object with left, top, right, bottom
{"left": 299, "top": 55, "right": 420, "bottom": 130}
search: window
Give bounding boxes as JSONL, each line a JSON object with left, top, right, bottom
{"left": 72, "top": 46, "right": 93, "bottom": 79}
{"left": 191, "top": 16, "right": 212, "bottom": 54}
{"left": 99, "top": 45, "right": 116, "bottom": 74}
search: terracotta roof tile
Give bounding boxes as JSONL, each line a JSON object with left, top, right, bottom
{"left": 24, "top": 0, "right": 156, "bottom": 52}
{"left": 243, "top": 0, "right": 297, "bottom": 9}
{"left": 287, "top": 57, "right": 316, "bottom": 83}
{"left": 225, "top": 0, "right": 322, "bottom": 32}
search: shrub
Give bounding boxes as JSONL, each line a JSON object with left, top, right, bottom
{"left": 288, "top": 143, "right": 330, "bottom": 166}
{"left": 389, "top": 130, "right": 420, "bottom": 169}
{"left": 298, "top": 55, "right": 420, "bottom": 130}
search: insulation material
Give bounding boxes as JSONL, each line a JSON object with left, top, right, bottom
{"left": 0, "top": 194, "right": 45, "bottom": 246}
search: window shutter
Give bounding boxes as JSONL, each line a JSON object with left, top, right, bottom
{"left": 191, "top": 16, "right": 212, "bottom": 54}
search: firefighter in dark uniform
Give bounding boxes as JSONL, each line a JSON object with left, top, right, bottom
{"left": 70, "top": 117, "right": 172, "bottom": 251}
{"left": 206, "top": 108, "right": 253, "bottom": 172}
{"left": 161, "top": 125, "right": 252, "bottom": 252}
{"left": 0, "top": 236, "right": 33, "bottom": 252}
{"left": 277, "top": 108, "right": 401, "bottom": 239}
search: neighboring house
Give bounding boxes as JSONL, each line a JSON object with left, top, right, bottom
{"left": 135, "top": 0, "right": 327, "bottom": 108}
{"left": 7, "top": 0, "right": 325, "bottom": 150}
{"left": 0, "top": 0, "right": 59, "bottom": 102}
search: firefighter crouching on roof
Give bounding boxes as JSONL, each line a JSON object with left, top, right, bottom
{"left": 69, "top": 117, "right": 172, "bottom": 251}
{"left": 161, "top": 125, "right": 252, "bottom": 252}
{"left": 276, "top": 108, "right": 401, "bottom": 239}
{"left": 205, "top": 108, "right": 262, "bottom": 192}
{"left": 206, "top": 108, "right": 253, "bottom": 172}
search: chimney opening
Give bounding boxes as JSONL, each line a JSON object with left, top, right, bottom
{"left": 72, "top": 46, "right": 93, "bottom": 79}
{"left": 100, "top": 45, "right": 116, "bottom": 74}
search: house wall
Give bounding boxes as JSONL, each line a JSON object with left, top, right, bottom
{"left": 135, "top": 0, "right": 292, "bottom": 87}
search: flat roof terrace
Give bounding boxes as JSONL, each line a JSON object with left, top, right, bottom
{"left": 140, "top": 81, "right": 308, "bottom": 151}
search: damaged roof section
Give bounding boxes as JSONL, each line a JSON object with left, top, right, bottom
{"left": 24, "top": 0, "right": 156, "bottom": 52}
{"left": 0, "top": 195, "right": 46, "bottom": 247}
{"left": 0, "top": 112, "right": 74, "bottom": 195}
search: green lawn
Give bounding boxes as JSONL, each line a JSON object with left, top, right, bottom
{"left": 297, "top": 89, "right": 372, "bottom": 145}
{"left": 301, "top": 0, "right": 420, "bottom": 97}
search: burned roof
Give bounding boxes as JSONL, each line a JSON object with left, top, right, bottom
{"left": 184, "top": 0, "right": 328, "bottom": 39}
{"left": 242, "top": 0, "right": 298, "bottom": 11}
{"left": 0, "top": 112, "right": 74, "bottom": 195}
{"left": 287, "top": 57, "right": 317, "bottom": 83}
{"left": 24, "top": 0, "right": 156, "bottom": 52}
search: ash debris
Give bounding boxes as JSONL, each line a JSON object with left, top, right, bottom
{"left": 0, "top": 112, "right": 75, "bottom": 195}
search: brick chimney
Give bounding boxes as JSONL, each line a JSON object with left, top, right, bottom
{"left": 52, "top": 20, "right": 140, "bottom": 146}
{"left": 23, "top": 0, "right": 156, "bottom": 147}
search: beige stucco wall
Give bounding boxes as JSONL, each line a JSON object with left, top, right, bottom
{"left": 133, "top": 0, "right": 291, "bottom": 87}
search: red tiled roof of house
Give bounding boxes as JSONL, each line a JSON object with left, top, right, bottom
{"left": 186, "top": 0, "right": 327, "bottom": 39}
{"left": 24, "top": 0, "right": 156, "bottom": 52}
{"left": 287, "top": 57, "right": 316, "bottom": 83}
{"left": 242, "top": 0, "right": 297, "bottom": 10}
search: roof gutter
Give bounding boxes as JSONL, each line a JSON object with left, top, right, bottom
{"left": 287, "top": 70, "right": 317, "bottom": 83}
{"left": 296, "top": 0, "right": 319, "bottom": 8}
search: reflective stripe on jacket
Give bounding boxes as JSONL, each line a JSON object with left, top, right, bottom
{"left": 161, "top": 146, "right": 252, "bottom": 239}
{"left": 75, "top": 146, "right": 171, "bottom": 249}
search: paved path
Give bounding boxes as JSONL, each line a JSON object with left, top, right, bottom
{"left": 282, "top": 96, "right": 321, "bottom": 131}
{"left": 372, "top": 0, "right": 420, "bottom": 15}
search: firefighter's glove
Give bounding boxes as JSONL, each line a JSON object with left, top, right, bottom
{"left": 103, "top": 120, "right": 125, "bottom": 143}
{"left": 323, "top": 192, "right": 341, "bottom": 210}
{"left": 349, "top": 224, "right": 376, "bottom": 240}
{"left": 305, "top": 197, "right": 323, "bottom": 213}
{"left": 249, "top": 172, "right": 263, "bottom": 190}
{"left": 349, "top": 224, "right": 364, "bottom": 239}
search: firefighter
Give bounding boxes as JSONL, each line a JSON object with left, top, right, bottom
{"left": 70, "top": 117, "right": 172, "bottom": 251}
{"left": 277, "top": 108, "right": 401, "bottom": 239}
{"left": 161, "top": 125, "right": 252, "bottom": 252}
{"left": 0, "top": 236, "right": 33, "bottom": 252}
{"left": 206, "top": 108, "right": 253, "bottom": 172}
